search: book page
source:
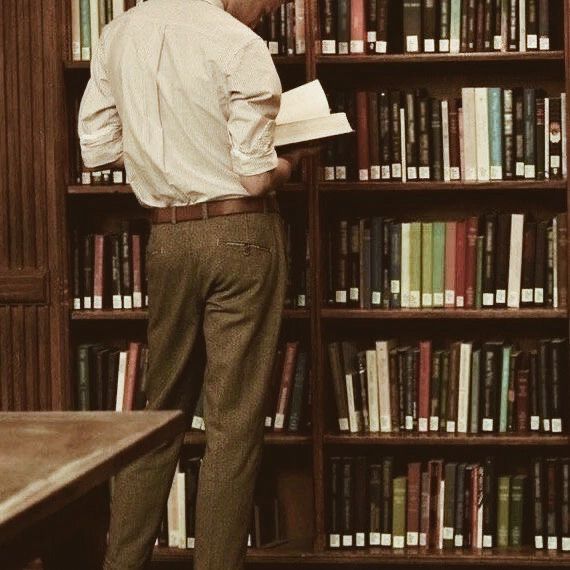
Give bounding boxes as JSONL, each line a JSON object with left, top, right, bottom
{"left": 276, "top": 80, "right": 331, "bottom": 125}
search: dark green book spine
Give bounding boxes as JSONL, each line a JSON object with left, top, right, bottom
{"left": 287, "top": 351, "right": 308, "bottom": 431}
{"left": 523, "top": 88, "right": 537, "bottom": 178}
{"left": 483, "top": 456, "right": 496, "bottom": 547}
{"left": 390, "top": 223, "right": 401, "bottom": 308}
{"left": 381, "top": 457, "right": 394, "bottom": 543}
{"left": 79, "top": 0, "right": 91, "bottom": 60}
{"left": 76, "top": 344, "right": 91, "bottom": 411}
{"left": 532, "top": 458, "right": 545, "bottom": 548}
{"left": 392, "top": 476, "right": 407, "bottom": 548}
{"left": 329, "top": 457, "right": 341, "bottom": 546}
{"left": 369, "top": 464, "right": 382, "bottom": 545}
{"left": 371, "top": 217, "right": 384, "bottom": 306}
{"left": 439, "top": 349, "right": 451, "bottom": 431}
{"left": 509, "top": 474, "right": 527, "bottom": 546}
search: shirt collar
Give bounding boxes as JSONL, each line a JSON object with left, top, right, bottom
{"left": 201, "top": 0, "right": 225, "bottom": 10}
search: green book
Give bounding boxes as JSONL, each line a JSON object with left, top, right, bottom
{"left": 80, "top": 0, "right": 91, "bottom": 60}
{"left": 509, "top": 474, "right": 527, "bottom": 546}
{"left": 409, "top": 222, "right": 422, "bottom": 308}
{"left": 499, "top": 345, "right": 511, "bottom": 432}
{"left": 488, "top": 87, "right": 503, "bottom": 180}
{"left": 432, "top": 222, "right": 446, "bottom": 307}
{"left": 475, "top": 235, "right": 484, "bottom": 309}
{"left": 392, "top": 476, "right": 407, "bottom": 548}
{"left": 401, "top": 223, "right": 411, "bottom": 307}
{"left": 497, "top": 475, "right": 511, "bottom": 547}
{"left": 76, "top": 344, "right": 92, "bottom": 411}
{"left": 421, "top": 222, "right": 433, "bottom": 307}
{"left": 469, "top": 348, "right": 481, "bottom": 434}
{"left": 449, "top": 0, "right": 461, "bottom": 52}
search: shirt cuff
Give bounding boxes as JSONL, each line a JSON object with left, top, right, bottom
{"left": 80, "top": 126, "right": 123, "bottom": 168}
{"left": 230, "top": 147, "right": 278, "bottom": 177}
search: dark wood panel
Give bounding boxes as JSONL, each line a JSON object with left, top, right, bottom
{"left": 0, "top": 270, "right": 47, "bottom": 304}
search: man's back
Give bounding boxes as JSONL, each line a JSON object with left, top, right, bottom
{"left": 80, "top": 0, "right": 281, "bottom": 207}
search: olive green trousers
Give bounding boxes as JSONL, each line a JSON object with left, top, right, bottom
{"left": 103, "top": 211, "right": 287, "bottom": 570}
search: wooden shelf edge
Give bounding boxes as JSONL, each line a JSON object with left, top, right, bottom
{"left": 316, "top": 50, "right": 565, "bottom": 64}
{"left": 324, "top": 434, "right": 570, "bottom": 446}
{"left": 318, "top": 180, "right": 567, "bottom": 192}
{"left": 71, "top": 309, "right": 309, "bottom": 320}
{"left": 184, "top": 432, "right": 312, "bottom": 445}
{"left": 321, "top": 308, "right": 567, "bottom": 319}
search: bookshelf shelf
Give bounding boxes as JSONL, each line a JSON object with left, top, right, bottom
{"left": 318, "top": 180, "right": 567, "bottom": 193}
{"left": 321, "top": 308, "right": 567, "bottom": 320}
{"left": 184, "top": 432, "right": 312, "bottom": 446}
{"left": 324, "top": 433, "right": 570, "bottom": 447}
{"left": 316, "top": 50, "right": 565, "bottom": 65}
{"left": 71, "top": 309, "right": 310, "bottom": 320}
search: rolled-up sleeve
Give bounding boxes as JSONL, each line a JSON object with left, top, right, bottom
{"left": 225, "top": 38, "right": 282, "bottom": 177}
{"left": 78, "top": 28, "right": 123, "bottom": 168}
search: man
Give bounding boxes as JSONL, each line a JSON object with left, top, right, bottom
{"left": 78, "top": 0, "right": 308, "bottom": 568}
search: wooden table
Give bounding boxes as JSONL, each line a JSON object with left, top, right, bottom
{"left": 0, "top": 411, "right": 185, "bottom": 570}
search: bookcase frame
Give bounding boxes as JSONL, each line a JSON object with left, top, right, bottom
{"left": 60, "top": 0, "right": 570, "bottom": 565}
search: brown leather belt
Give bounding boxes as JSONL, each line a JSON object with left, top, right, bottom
{"left": 150, "top": 195, "right": 278, "bottom": 224}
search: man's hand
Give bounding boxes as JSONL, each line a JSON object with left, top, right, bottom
{"left": 279, "top": 141, "right": 323, "bottom": 171}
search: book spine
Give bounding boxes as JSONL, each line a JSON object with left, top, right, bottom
{"left": 499, "top": 345, "right": 512, "bottom": 432}
{"left": 475, "top": 87, "right": 490, "bottom": 181}
{"left": 538, "top": 0, "right": 549, "bottom": 50}
{"left": 536, "top": 97, "right": 546, "bottom": 179}
{"left": 475, "top": 0, "right": 485, "bottom": 52}
{"left": 444, "top": 222, "right": 457, "bottom": 307}
{"left": 442, "top": 100, "right": 451, "bottom": 181}
{"left": 457, "top": 342, "right": 472, "bottom": 433}
{"left": 379, "top": 92, "right": 391, "bottom": 178}
{"left": 556, "top": 213, "right": 568, "bottom": 309}
{"left": 430, "top": 350, "right": 442, "bottom": 430}
{"left": 407, "top": 463, "right": 421, "bottom": 545}
{"left": 432, "top": 222, "right": 446, "bottom": 307}
{"left": 449, "top": 98, "right": 461, "bottom": 179}
{"left": 368, "top": 92, "right": 381, "bottom": 179}
{"left": 376, "top": 0, "right": 389, "bottom": 52}
{"left": 470, "top": 349, "right": 481, "bottom": 433}
{"left": 369, "top": 464, "right": 382, "bottom": 545}
{"left": 521, "top": 221, "right": 537, "bottom": 305}
{"left": 366, "top": 0, "right": 378, "bottom": 53}
{"left": 514, "top": 89, "right": 525, "bottom": 177}
{"left": 405, "top": 92, "right": 418, "bottom": 180}
{"left": 381, "top": 457, "right": 394, "bottom": 544}
{"left": 439, "top": 0, "right": 451, "bottom": 51}
{"left": 321, "top": 0, "right": 337, "bottom": 53}
{"left": 295, "top": 0, "right": 306, "bottom": 53}
{"left": 462, "top": 88, "right": 478, "bottom": 180}
{"left": 465, "top": 216, "right": 478, "bottom": 308}
{"left": 274, "top": 344, "right": 298, "bottom": 430}
{"left": 507, "top": 213, "right": 524, "bottom": 308}
{"left": 418, "top": 98, "right": 431, "bottom": 179}
{"left": 482, "top": 214, "right": 496, "bottom": 306}
{"left": 392, "top": 476, "right": 407, "bottom": 548}
{"left": 341, "top": 458, "right": 354, "bottom": 546}
{"left": 483, "top": 0, "right": 494, "bottom": 50}
{"left": 423, "top": 0, "right": 437, "bottom": 52}
{"left": 526, "top": 0, "right": 538, "bottom": 49}
{"left": 455, "top": 220, "right": 467, "bottom": 307}
{"left": 524, "top": 88, "right": 537, "bottom": 178}
{"left": 287, "top": 351, "right": 308, "bottom": 431}
{"left": 516, "top": 366, "right": 530, "bottom": 432}
{"left": 450, "top": 0, "right": 462, "bottom": 53}
{"left": 371, "top": 217, "right": 384, "bottom": 306}
{"left": 404, "top": 0, "right": 422, "bottom": 52}
{"left": 356, "top": 91, "right": 370, "bottom": 181}
{"left": 421, "top": 223, "right": 433, "bottom": 307}
{"left": 328, "top": 342, "right": 350, "bottom": 432}
{"left": 350, "top": 0, "right": 366, "bottom": 53}
{"left": 366, "top": 350, "right": 380, "bottom": 432}
{"left": 418, "top": 341, "right": 431, "bottom": 432}
{"left": 377, "top": 341, "right": 393, "bottom": 432}
{"left": 93, "top": 234, "right": 104, "bottom": 309}
{"left": 430, "top": 98, "right": 443, "bottom": 180}
{"left": 503, "top": 89, "right": 515, "bottom": 179}
{"left": 390, "top": 223, "right": 401, "bottom": 308}
{"left": 497, "top": 475, "right": 511, "bottom": 547}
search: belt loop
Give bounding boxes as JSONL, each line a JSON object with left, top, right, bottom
{"left": 170, "top": 207, "right": 177, "bottom": 224}
{"left": 201, "top": 202, "right": 208, "bottom": 220}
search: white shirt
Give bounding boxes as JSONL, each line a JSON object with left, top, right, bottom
{"left": 78, "top": 0, "right": 282, "bottom": 207}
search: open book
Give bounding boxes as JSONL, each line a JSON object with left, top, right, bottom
{"left": 274, "top": 80, "right": 353, "bottom": 147}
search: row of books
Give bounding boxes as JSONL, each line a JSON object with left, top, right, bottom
{"left": 323, "top": 88, "right": 567, "bottom": 182}
{"left": 76, "top": 341, "right": 147, "bottom": 411}
{"left": 328, "top": 455, "right": 570, "bottom": 551}
{"left": 77, "top": 168, "right": 126, "bottom": 186}
{"left": 328, "top": 338, "right": 566, "bottom": 435}
{"left": 160, "top": 458, "right": 284, "bottom": 550}
{"left": 320, "top": 0, "right": 553, "bottom": 55}
{"left": 254, "top": 0, "right": 306, "bottom": 55}
{"left": 326, "top": 213, "right": 568, "bottom": 310}
{"left": 70, "top": 0, "right": 125, "bottom": 61}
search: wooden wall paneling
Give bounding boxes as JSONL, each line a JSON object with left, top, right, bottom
{"left": 0, "top": 0, "right": 9, "bottom": 268}
{"left": 24, "top": 307, "right": 39, "bottom": 410}
{"left": 37, "top": 306, "right": 51, "bottom": 410}
{"left": 11, "top": 305, "right": 25, "bottom": 411}
{"left": 0, "top": 306, "right": 13, "bottom": 410}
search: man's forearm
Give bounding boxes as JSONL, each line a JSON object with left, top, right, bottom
{"left": 239, "top": 157, "right": 293, "bottom": 196}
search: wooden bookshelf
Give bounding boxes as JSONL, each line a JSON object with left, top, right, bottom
{"left": 71, "top": 309, "right": 310, "bottom": 320}
{"left": 321, "top": 308, "right": 567, "bottom": 319}
{"left": 319, "top": 180, "right": 568, "bottom": 192}
{"left": 184, "top": 432, "right": 312, "bottom": 446}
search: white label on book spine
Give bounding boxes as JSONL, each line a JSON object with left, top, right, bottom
{"left": 81, "top": 47, "right": 91, "bottom": 61}
{"left": 381, "top": 165, "right": 391, "bottom": 179}
{"left": 372, "top": 292, "right": 382, "bottom": 305}
{"left": 342, "top": 535, "right": 353, "bottom": 547}
{"left": 391, "top": 163, "right": 402, "bottom": 178}
{"left": 297, "top": 294, "right": 306, "bottom": 307}
{"left": 483, "top": 535, "right": 493, "bottom": 548}
{"left": 444, "top": 166, "right": 451, "bottom": 181}
{"left": 406, "top": 36, "right": 419, "bottom": 52}
{"left": 419, "top": 166, "right": 430, "bottom": 179}
{"left": 81, "top": 172, "right": 91, "bottom": 185}
{"left": 527, "top": 34, "right": 538, "bottom": 49}
{"left": 495, "top": 290, "right": 506, "bottom": 304}
{"left": 391, "top": 280, "right": 400, "bottom": 294}
{"left": 534, "top": 288, "right": 544, "bottom": 303}
{"left": 268, "top": 41, "right": 279, "bottom": 55}
{"left": 552, "top": 418, "right": 562, "bottom": 433}
{"left": 531, "top": 416, "right": 540, "bottom": 431}
{"left": 433, "top": 292, "right": 444, "bottom": 306}
{"left": 418, "top": 418, "right": 428, "bottom": 432}
{"left": 521, "top": 289, "right": 533, "bottom": 303}
{"left": 192, "top": 416, "right": 203, "bottom": 430}
{"left": 548, "top": 536, "right": 558, "bottom": 550}
{"left": 450, "top": 39, "right": 460, "bottom": 53}
{"left": 424, "top": 39, "right": 435, "bottom": 52}
{"left": 338, "top": 42, "right": 349, "bottom": 54}
{"left": 123, "top": 296, "right": 132, "bottom": 309}
{"left": 359, "top": 169, "right": 369, "bottom": 181}
{"left": 445, "top": 290, "right": 455, "bottom": 305}
{"left": 274, "top": 413, "right": 285, "bottom": 429}
{"left": 482, "top": 418, "right": 494, "bottom": 431}
{"left": 335, "top": 166, "right": 347, "bottom": 180}
{"left": 381, "top": 533, "right": 392, "bottom": 546}
{"left": 296, "top": 40, "right": 306, "bottom": 54}
{"left": 450, "top": 166, "right": 460, "bottom": 180}
{"left": 73, "top": 298, "right": 81, "bottom": 310}
{"left": 405, "top": 415, "right": 413, "bottom": 430}
{"left": 393, "top": 535, "right": 405, "bottom": 549}
{"left": 443, "top": 527, "right": 454, "bottom": 540}
{"left": 369, "top": 532, "right": 381, "bottom": 545}
{"left": 376, "top": 40, "right": 387, "bottom": 53}
{"left": 350, "top": 40, "right": 364, "bottom": 53}
{"left": 112, "top": 171, "right": 123, "bottom": 183}
{"left": 490, "top": 165, "right": 503, "bottom": 180}
{"left": 265, "top": 416, "right": 272, "bottom": 428}
{"left": 329, "top": 534, "right": 340, "bottom": 548}
{"left": 446, "top": 420, "right": 456, "bottom": 433}
{"left": 335, "top": 290, "right": 347, "bottom": 304}
{"left": 93, "top": 296, "right": 103, "bottom": 309}
{"left": 371, "top": 165, "right": 381, "bottom": 179}
{"left": 419, "top": 532, "right": 427, "bottom": 546}
{"left": 516, "top": 162, "right": 525, "bottom": 176}
{"left": 356, "top": 533, "right": 365, "bottom": 547}
{"left": 83, "top": 297, "right": 92, "bottom": 309}
{"left": 535, "top": 536, "right": 544, "bottom": 549}
{"left": 507, "top": 291, "right": 519, "bottom": 308}
{"left": 407, "top": 532, "right": 419, "bottom": 546}
{"left": 187, "top": 537, "right": 195, "bottom": 549}
{"left": 454, "top": 535, "right": 463, "bottom": 547}
{"left": 456, "top": 295, "right": 464, "bottom": 307}
{"left": 551, "top": 155, "right": 561, "bottom": 168}
{"left": 494, "top": 36, "right": 503, "bottom": 50}
{"left": 483, "top": 293, "right": 494, "bottom": 306}
{"left": 133, "top": 292, "right": 142, "bottom": 308}
{"left": 525, "top": 164, "right": 536, "bottom": 179}
{"left": 350, "top": 287, "right": 359, "bottom": 301}
{"left": 324, "top": 166, "right": 335, "bottom": 180}
{"left": 380, "top": 416, "right": 391, "bottom": 432}
{"left": 540, "top": 37, "right": 550, "bottom": 51}
{"left": 111, "top": 294, "right": 122, "bottom": 309}
{"left": 407, "top": 167, "right": 417, "bottom": 179}
{"left": 338, "top": 418, "right": 349, "bottom": 431}
{"left": 367, "top": 31, "right": 377, "bottom": 43}
{"left": 562, "top": 537, "right": 570, "bottom": 551}
{"left": 439, "top": 39, "right": 449, "bottom": 52}
{"left": 321, "top": 40, "right": 336, "bottom": 54}
{"left": 409, "top": 291, "right": 420, "bottom": 307}
{"left": 430, "top": 416, "right": 439, "bottom": 431}
{"left": 422, "top": 293, "right": 432, "bottom": 307}
{"left": 543, "top": 419, "right": 551, "bottom": 432}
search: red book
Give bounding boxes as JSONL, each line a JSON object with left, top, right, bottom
{"left": 123, "top": 342, "right": 142, "bottom": 411}
{"left": 448, "top": 99, "right": 461, "bottom": 180}
{"left": 444, "top": 222, "right": 457, "bottom": 308}
{"left": 350, "top": 0, "right": 366, "bottom": 53}
{"left": 455, "top": 220, "right": 467, "bottom": 307}
{"left": 465, "top": 217, "right": 479, "bottom": 308}
{"left": 131, "top": 234, "right": 143, "bottom": 309}
{"left": 407, "top": 462, "right": 421, "bottom": 545}
{"left": 274, "top": 341, "right": 299, "bottom": 431}
{"left": 356, "top": 91, "right": 370, "bottom": 181}
{"left": 515, "top": 367, "right": 530, "bottom": 432}
{"left": 418, "top": 341, "right": 432, "bottom": 432}
{"left": 93, "top": 234, "right": 105, "bottom": 310}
